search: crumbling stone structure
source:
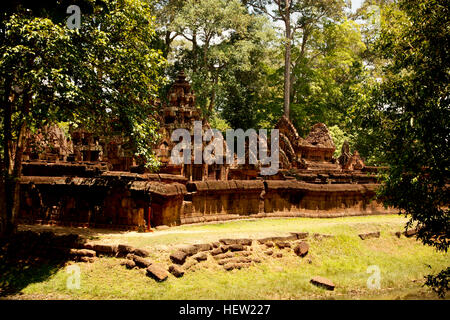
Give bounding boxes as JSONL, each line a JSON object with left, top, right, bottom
{"left": 16, "top": 72, "right": 392, "bottom": 230}
{"left": 153, "top": 71, "right": 229, "bottom": 181}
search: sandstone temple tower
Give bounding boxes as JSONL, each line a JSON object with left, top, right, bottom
{"left": 155, "top": 71, "right": 229, "bottom": 181}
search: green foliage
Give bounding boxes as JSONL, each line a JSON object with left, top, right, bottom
{"left": 328, "top": 125, "right": 354, "bottom": 158}
{"left": 168, "top": 0, "right": 265, "bottom": 120}
{"left": 208, "top": 113, "right": 230, "bottom": 134}
{"left": 358, "top": 0, "right": 449, "bottom": 297}
{"left": 425, "top": 267, "right": 449, "bottom": 299}
{"left": 290, "top": 19, "right": 369, "bottom": 136}
{"left": 0, "top": 0, "right": 166, "bottom": 168}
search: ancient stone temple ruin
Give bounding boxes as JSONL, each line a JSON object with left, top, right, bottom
{"left": 17, "top": 72, "right": 393, "bottom": 230}
{"left": 154, "top": 71, "right": 228, "bottom": 181}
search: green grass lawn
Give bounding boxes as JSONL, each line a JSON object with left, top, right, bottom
{"left": 7, "top": 215, "right": 449, "bottom": 300}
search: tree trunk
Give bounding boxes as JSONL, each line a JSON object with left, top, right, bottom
{"left": 1, "top": 77, "right": 13, "bottom": 236}
{"left": 1, "top": 82, "right": 29, "bottom": 237}
{"left": 290, "top": 30, "right": 308, "bottom": 105}
{"left": 283, "top": 1, "right": 291, "bottom": 119}
{"left": 192, "top": 31, "right": 198, "bottom": 72}
{"left": 207, "top": 70, "right": 219, "bottom": 118}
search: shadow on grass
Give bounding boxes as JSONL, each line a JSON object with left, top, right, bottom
{"left": 0, "top": 230, "right": 86, "bottom": 297}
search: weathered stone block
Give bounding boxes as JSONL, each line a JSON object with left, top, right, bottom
{"left": 310, "top": 276, "right": 335, "bottom": 291}
{"left": 193, "top": 243, "right": 212, "bottom": 252}
{"left": 358, "top": 231, "right": 380, "bottom": 240}
{"left": 179, "top": 245, "right": 198, "bottom": 256}
{"left": 121, "top": 259, "right": 136, "bottom": 269}
{"left": 265, "top": 242, "right": 274, "bottom": 248}
{"left": 117, "top": 244, "right": 135, "bottom": 257}
{"left": 92, "top": 244, "right": 118, "bottom": 255}
{"left": 211, "top": 247, "right": 224, "bottom": 256}
{"left": 229, "top": 244, "right": 245, "bottom": 252}
{"left": 79, "top": 256, "right": 96, "bottom": 263}
{"left": 404, "top": 228, "right": 418, "bottom": 237}
{"left": 294, "top": 242, "right": 309, "bottom": 257}
{"left": 146, "top": 264, "right": 169, "bottom": 282}
{"left": 133, "top": 248, "right": 150, "bottom": 257}
{"left": 170, "top": 250, "right": 188, "bottom": 265}
{"left": 219, "top": 238, "right": 252, "bottom": 246}
{"left": 291, "top": 232, "right": 309, "bottom": 240}
{"left": 275, "top": 241, "right": 291, "bottom": 249}
{"left": 193, "top": 252, "right": 208, "bottom": 262}
{"left": 69, "top": 248, "right": 96, "bottom": 257}
{"left": 169, "top": 264, "right": 185, "bottom": 278}
{"left": 130, "top": 254, "right": 152, "bottom": 268}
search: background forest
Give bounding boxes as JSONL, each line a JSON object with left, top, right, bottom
{"left": 1, "top": 0, "right": 448, "bottom": 296}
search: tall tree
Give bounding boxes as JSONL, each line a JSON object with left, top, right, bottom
{"left": 0, "top": 0, "right": 166, "bottom": 235}
{"left": 359, "top": 0, "right": 449, "bottom": 297}
{"left": 170, "top": 0, "right": 257, "bottom": 118}
{"left": 247, "top": 0, "right": 347, "bottom": 119}
{"left": 290, "top": 18, "right": 367, "bottom": 136}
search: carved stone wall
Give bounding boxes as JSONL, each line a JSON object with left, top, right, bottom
{"left": 17, "top": 173, "right": 393, "bottom": 229}
{"left": 181, "top": 180, "right": 264, "bottom": 224}
{"left": 262, "top": 181, "right": 390, "bottom": 217}
{"left": 18, "top": 174, "right": 186, "bottom": 230}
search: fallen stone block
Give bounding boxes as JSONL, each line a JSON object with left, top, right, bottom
{"left": 121, "top": 259, "right": 136, "bottom": 269}
{"left": 170, "top": 250, "right": 188, "bottom": 265}
{"left": 146, "top": 264, "right": 169, "bottom": 282}
{"left": 117, "top": 244, "right": 135, "bottom": 257}
{"left": 214, "top": 252, "right": 234, "bottom": 260}
{"left": 219, "top": 257, "right": 252, "bottom": 266}
{"left": 265, "top": 250, "right": 273, "bottom": 256}
{"left": 83, "top": 243, "right": 95, "bottom": 250}
{"left": 223, "top": 263, "right": 235, "bottom": 271}
{"left": 272, "top": 235, "right": 296, "bottom": 242}
{"left": 211, "top": 247, "right": 224, "bottom": 256}
{"left": 228, "top": 244, "right": 245, "bottom": 252}
{"left": 275, "top": 241, "right": 291, "bottom": 249}
{"left": 92, "top": 244, "right": 118, "bottom": 255}
{"left": 404, "top": 228, "right": 419, "bottom": 237}
{"left": 220, "top": 238, "right": 252, "bottom": 246}
{"left": 133, "top": 248, "right": 150, "bottom": 258}
{"left": 274, "top": 253, "right": 283, "bottom": 258}
{"left": 265, "top": 242, "right": 274, "bottom": 248}
{"left": 211, "top": 242, "right": 221, "bottom": 248}
{"left": 310, "top": 276, "right": 335, "bottom": 291}
{"left": 294, "top": 242, "right": 309, "bottom": 257}
{"left": 223, "top": 262, "right": 251, "bottom": 271}
{"left": 394, "top": 231, "right": 402, "bottom": 238}
{"left": 69, "top": 248, "right": 96, "bottom": 257}
{"left": 257, "top": 237, "right": 274, "bottom": 244}
{"left": 238, "top": 251, "right": 252, "bottom": 257}
{"left": 169, "top": 265, "right": 185, "bottom": 278}
{"left": 183, "top": 259, "right": 197, "bottom": 270}
{"left": 193, "top": 243, "right": 212, "bottom": 252}
{"left": 179, "top": 245, "right": 199, "bottom": 256}
{"left": 291, "top": 232, "right": 309, "bottom": 240}
{"left": 219, "top": 239, "right": 237, "bottom": 245}
{"left": 359, "top": 232, "right": 380, "bottom": 240}
{"left": 281, "top": 234, "right": 298, "bottom": 241}
{"left": 130, "top": 255, "right": 152, "bottom": 268}
{"left": 79, "top": 256, "right": 96, "bottom": 263}
{"left": 193, "top": 252, "right": 208, "bottom": 262}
